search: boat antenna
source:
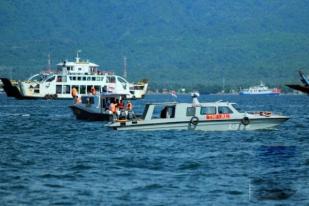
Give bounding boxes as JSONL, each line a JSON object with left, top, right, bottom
{"left": 123, "top": 56, "right": 127, "bottom": 79}
{"left": 47, "top": 53, "right": 51, "bottom": 70}
{"left": 76, "top": 49, "right": 82, "bottom": 62}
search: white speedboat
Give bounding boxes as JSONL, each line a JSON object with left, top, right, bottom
{"left": 1, "top": 51, "right": 148, "bottom": 99}
{"left": 240, "top": 82, "right": 281, "bottom": 95}
{"left": 106, "top": 95, "right": 288, "bottom": 131}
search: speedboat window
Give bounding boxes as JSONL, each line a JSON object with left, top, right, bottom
{"left": 218, "top": 106, "right": 233, "bottom": 114}
{"left": 200, "top": 106, "right": 216, "bottom": 115}
{"left": 186, "top": 107, "right": 196, "bottom": 116}
{"left": 159, "top": 106, "right": 175, "bottom": 118}
{"left": 231, "top": 103, "right": 242, "bottom": 112}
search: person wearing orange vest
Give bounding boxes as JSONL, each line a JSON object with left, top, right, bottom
{"left": 118, "top": 99, "right": 124, "bottom": 110}
{"left": 126, "top": 100, "right": 133, "bottom": 111}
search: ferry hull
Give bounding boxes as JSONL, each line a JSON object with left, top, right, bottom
{"left": 107, "top": 117, "right": 289, "bottom": 131}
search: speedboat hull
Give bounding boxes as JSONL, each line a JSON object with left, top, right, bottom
{"left": 107, "top": 117, "right": 289, "bottom": 131}
{"left": 70, "top": 105, "right": 113, "bottom": 121}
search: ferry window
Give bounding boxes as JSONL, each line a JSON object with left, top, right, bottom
{"left": 77, "top": 76, "right": 81, "bottom": 81}
{"left": 92, "top": 77, "right": 96, "bottom": 81}
{"left": 186, "top": 107, "right": 196, "bottom": 116}
{"left": 56, "top": 85, "right": 62, "bottom": 94}
{"left": 218, "top": 106, "right": 233, "bottom": 114}
{"left": 46, "top": 76, "right": 55, "bottom": 82}
{"left": 87, "top": 77, "right": 91, "bottom": 81}
{"left": 72, "top": 76, "right": 76, "bottom": 81}
{"left": 200, "top": 106, "right": 216, "bottom": 115}
{"left": 107, "top": 76, "right": 116, "bottom": 83}
{"left": 96, "top": 77, "right": 101, "bottom": 81}
{"left": 67, "top": 66, "right": 70, "bottom": 71}
{"left": 117, "top": 77, "right": 127, "bottom": 84}
{"left": 69, "top": 76, "right": 72, "bottom": 80}
{"left": 87, "top": 85, "right": 92, "bottom": 93}
{"left": 80, "top": 85, "right": 86, "bottom": 94}
{"left": 64, "top": 85, "right": 70, "bottom": 94}
{"left": 83, "top": 77, "right": 86, "bottom": 81}
{"left": 57, "top": 76, "right": 62, "bottom": 82}
{"left": 78, "top": 68, "right": 82, "bottom": 71}
{"left": 95, "top": 86, "right": 100, "bottom": 93}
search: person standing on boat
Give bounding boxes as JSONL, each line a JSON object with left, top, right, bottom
{"left": 109, "top": 100, "right": 117, "bottom": 120}
{"left": 192, "top": 92, "right": 200, "bottom": 107}
{"left": 126, "top": 100, "right": 135, "bottom": 120}
{"left": 126, "top": 100, "right": 133, "bottom": 111}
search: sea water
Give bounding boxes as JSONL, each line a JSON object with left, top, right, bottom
{"left": 0, "top": 93, "right": 309, "bottom": 205}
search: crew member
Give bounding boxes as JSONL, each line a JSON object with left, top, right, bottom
{"left": 126, "top": 100, "right": 133, "bottom": 111}
{"left": 109, "top": 101, "right": 116, "bottom": 114}
{"left": 118, "top": 99, "right": 124, "bottom": 110}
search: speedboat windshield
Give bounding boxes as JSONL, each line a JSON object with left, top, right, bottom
{"left": 231, "top": 103, "right": 242, "bottom": 112}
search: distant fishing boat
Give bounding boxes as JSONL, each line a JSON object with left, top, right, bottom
{"left": 0, "top": 51, "right": 148, "bottom": 100}
{"left": 239, "top": 82, "right": 281, "bottom": 95}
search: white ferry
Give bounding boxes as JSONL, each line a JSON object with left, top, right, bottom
{"left": 0, "top": 52, "right": 148, "bottom": 99}
{"left": 106, "top": 93, "right": 288, "bottom": 131}
{"left": 239, "top": 82, "right": 281, "bottom": 95}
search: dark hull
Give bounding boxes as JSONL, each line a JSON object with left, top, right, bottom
{"left": 69, "top": 105, "right": 113, "bottom": 121}
{"left": 0, "top": 78, "right": 24, "bottom": 99}
{"left": 286, "top": 84, "right": 309, "bottom": 94}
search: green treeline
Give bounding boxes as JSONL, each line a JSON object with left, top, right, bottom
{"left": 0, "top": 0, "right": 309, "bottom": 92}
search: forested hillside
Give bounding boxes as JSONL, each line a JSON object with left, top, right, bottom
{"left": 1, "top": 0, "right": 309, "bottom": 92}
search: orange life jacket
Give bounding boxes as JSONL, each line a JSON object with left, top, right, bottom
{"left": 110, "top": 103, "right": 116, "bottom": 113}
{"left": 126, "top": 102, "right": 132, "bottom": 111}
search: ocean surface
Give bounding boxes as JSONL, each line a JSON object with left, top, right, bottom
{"left": 0, "top": 93, "right": 309, "bottom": 205}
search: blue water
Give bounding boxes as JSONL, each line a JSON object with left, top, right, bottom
{"left": 0, "top": 93, "right": 309, "bottom": 205}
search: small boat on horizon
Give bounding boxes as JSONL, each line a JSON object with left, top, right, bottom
{"left": 106, "top": 93, "right": 288, "bottom": 131}
{"left": 239, "top": 82, "right": 281, "bottom": 95}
